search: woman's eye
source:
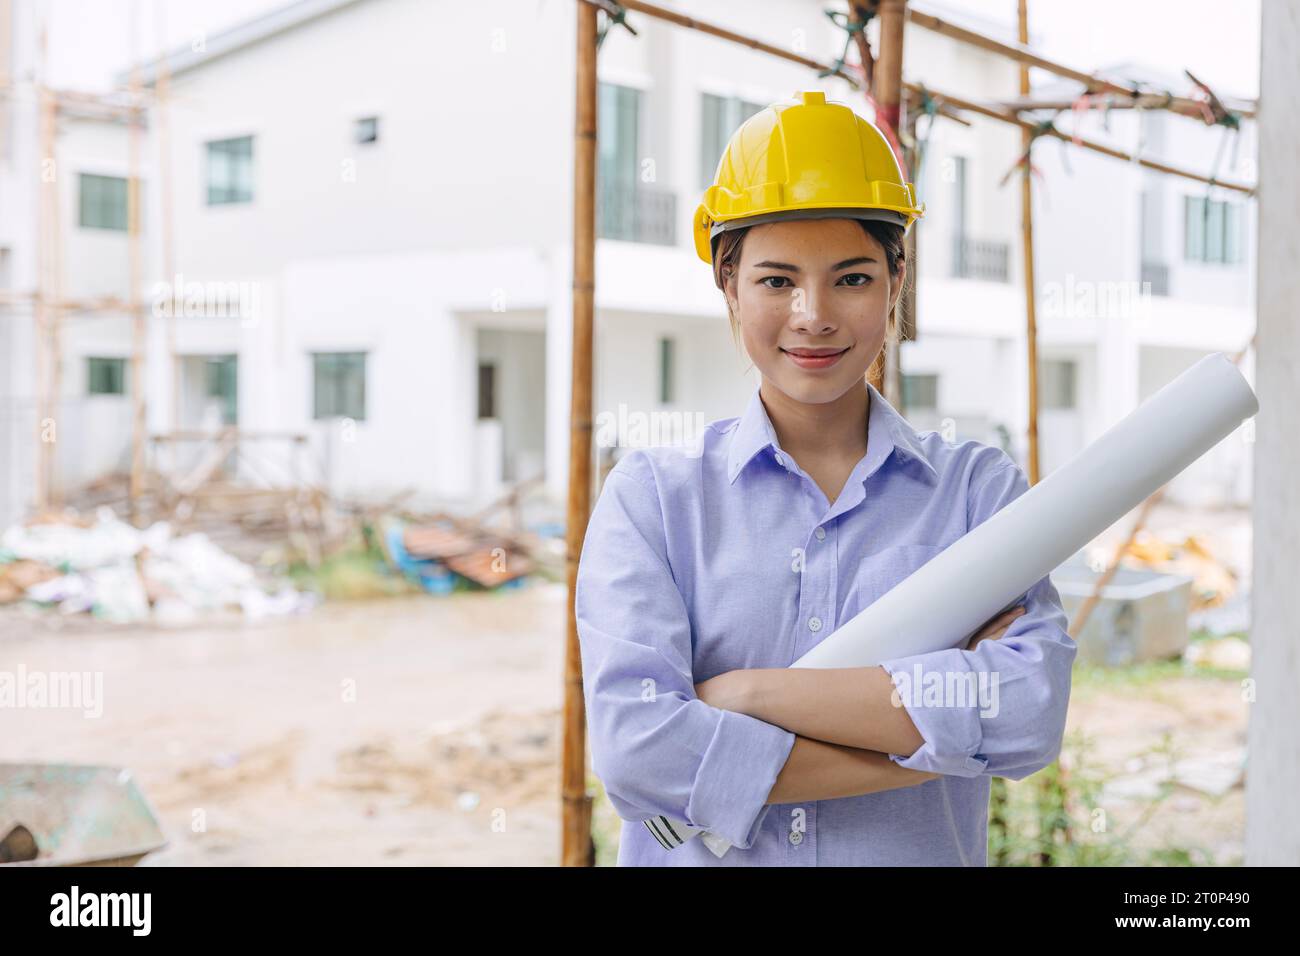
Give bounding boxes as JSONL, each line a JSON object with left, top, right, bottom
{"left": 760, "top": 276, "right": 793, "bottom": 289}
{"left": 838, "top": 273, "right": 872, "bottom": 286}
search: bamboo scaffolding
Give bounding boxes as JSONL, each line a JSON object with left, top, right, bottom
{"left": 12, "top": 11, "right": 158, "bottom": 518}
{"left": 562, "top": 0, "right": 1260, "bottom": 864}
{"left": 907, "top": 3, "right": 1256, "bottom": 121}
{"left": 578, "top": 0, "right": 862, "bottom": 87}
{"left": 573, "top": 0, "right": 1253, "bottom": 195}
{"left": 906, "top": 81, "right": 1254, "bottom": 195}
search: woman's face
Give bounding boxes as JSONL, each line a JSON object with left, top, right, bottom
{"left": 725, "top": 217, "right": 903, "bottom": 406}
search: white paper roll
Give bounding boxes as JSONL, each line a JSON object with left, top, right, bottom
{"left": 643, "top": 353, "right": 1257, "bottom": 857}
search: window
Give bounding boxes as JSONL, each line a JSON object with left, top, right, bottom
{"left": 901, "top": 373, "right": 938, "bottom": 411}
{"left": 598, "top": 83, "right": 641, "bottom": 188}
{"left": 313, "top": 352, "right": 366, "bottom": 420}
{"left": 1041, "top": 359, "right": 1076, "bottom": 410}
{"left": 478, "top": 362, "right": 496, "bottom": 419}
{"left": 87, "top": 357, "right": 126, "bottom": 395}
{"left": 204, "top": 355, "right": 238, "bottom": 424}
{"left": 79, "top": 173, "right": 130, "bottom": 230}
{"left": 595, "top": 82, "right": 677, "bottom": 245}
{"left": 354, "top": 116, "right": 379, "bottom": 145}
{"left": 1139, "top": 189, "right": 1169, "bottom": 295}
{"left": 1184, "top": 195, "right": 1244, "bottom": 264}
{"left": 699, "top": 93, "right": 764, "bottom": 189}
{"left": 207, "top": 136, "right": 254, "bottom": 205}
{"left": 658, "top": 337, "right": 675, "bottom": 404}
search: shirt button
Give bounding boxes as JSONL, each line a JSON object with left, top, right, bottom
{"left": 808, "top": 616, "right": 822, "bottom": 633}
{"left": 789, "top": 830, "right": 803, "bottom": 846}
{"left": 814, "top": 526, "right": 826, "bottom": 541}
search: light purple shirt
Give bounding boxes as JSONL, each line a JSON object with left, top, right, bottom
{"left": 575, "top": 380, "right": 1077, "bottom": 866}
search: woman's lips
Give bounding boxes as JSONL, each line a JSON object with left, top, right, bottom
{"left": 782, "top": 347, "right": 849, "bottom": 370}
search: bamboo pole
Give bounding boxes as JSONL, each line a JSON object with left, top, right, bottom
{"left": 907, "top": 4, "right": 1255, "bottom": 120}
{"left": 577, "top": 0, "right": 862, "bottom": 88}
{"left": 34, "top": 76, "right": 56, "bottom": 512}
{"left": 127, "top": 1, "right": 146, "bottom": 513}
{"left": 873, "top": 0, "right": 906, "bottom": 405}
{"left": 155, "top": 0, "right": 179, "bottom": 435}
{"left": 905, "top": 81, "right": 1254, "bottom": 195}
{"left": 562, "top": 0, "right": 598, "bottom": 868}
{"left": 1014, "top": 0, "right": 1066, "bottom": 870}
{"left": 989, "top": 92, "right": 1236, "bottom": 115}
{"left": 1017, "top": 7, "right": 1041, "bottom": 490}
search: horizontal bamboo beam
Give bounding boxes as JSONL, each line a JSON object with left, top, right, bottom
{"left": 577, "top": 0, "right": 861, "bottom": 88}
{"left": 906, "top": 80, "right": 1255, "bottom": 195}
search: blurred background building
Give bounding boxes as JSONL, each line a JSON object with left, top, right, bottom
{"left": 0, "top": 0, "right": 1258, "bottom": 521}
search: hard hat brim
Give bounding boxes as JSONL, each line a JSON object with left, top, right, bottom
{"left": 699, "top": 206, "right": 915, "bottom": 264}
{"left": 708, "top": 207, "right": 910, "bottom": 239}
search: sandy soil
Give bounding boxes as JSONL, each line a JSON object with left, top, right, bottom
{"left": 1, "top": 572, "right": 1248, "bottom": 866}
{"left": 0, "top": 585, "right": 567, "bottom": 866}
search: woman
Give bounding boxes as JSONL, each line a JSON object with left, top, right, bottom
{"left": 575, "top": 91, "right": 1076, "bottom": 866}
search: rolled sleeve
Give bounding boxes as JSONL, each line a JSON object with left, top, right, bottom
{"left": 878, "top": 455, "right": 1077, "bottom": 780}
{"left": 576, "top": 454, "right": 796, "bottom": 849}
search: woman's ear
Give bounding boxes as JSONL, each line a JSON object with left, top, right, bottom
{"left": 889, "top": 258, "right": 907, "bottom": 314}
{"left": 723, "top": 266, "right": 739, "bottom": 316}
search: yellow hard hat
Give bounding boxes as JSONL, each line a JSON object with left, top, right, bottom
{"left": 693, "top": 89, "right": 925, "bottom": 265}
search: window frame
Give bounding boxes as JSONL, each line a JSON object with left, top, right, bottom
{"left": 78, "top": 173, "right": 131, "bottom": 231}
{"left": 206, "top": 135, "right": 256, "bottom": 206}
{"left": 312, "top": 351, "right": 367, "bottom": 421}
{"left": 86, "top": 356, "right": 127, "bottom": 396}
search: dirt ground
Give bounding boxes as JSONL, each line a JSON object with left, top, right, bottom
{"left": 1, "top": 567, "right": 1248, "bottom": 866}
{"left": 1, "top": 585, "right": 568, "bottom": 866}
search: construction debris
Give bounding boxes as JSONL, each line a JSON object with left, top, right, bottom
{"left": 0, "top": 507, "right": 314, "bottom": 624}
{"left": 383, "top": 513, "right": 537, "bottom": 594}
{"left": 1121, "top": 530, "right": 1239, "bottom": 611}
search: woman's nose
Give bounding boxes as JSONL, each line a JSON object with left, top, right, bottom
{"left": 789, "top": 288, "right": 836, "bottom": 333}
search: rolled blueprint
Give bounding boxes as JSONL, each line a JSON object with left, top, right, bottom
{"left": 644, "top": 352, "right": 1258, "bottom": 857}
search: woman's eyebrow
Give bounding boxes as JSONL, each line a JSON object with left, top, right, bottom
{"left": 751, "top": 256, "right": 878, "bottom": 272}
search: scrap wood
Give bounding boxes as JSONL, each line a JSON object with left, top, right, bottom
{"left": 403, "top": 521, "right": 477, "bottom": 561}
{"left": 0, "top": 560, "right": 62, "bottom": 603}
{"left": 1122, "top": 530, "right": 1238, "bottom": 610}
{"left": 445, "top": 548, "right": 534, "bottom": 588}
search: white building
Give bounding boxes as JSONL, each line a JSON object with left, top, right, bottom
{"left": 1, "top": 0, "right": 139, "bottom": 523}
{"left": 0, "top": 0, "right": 1255, "bottom": 528}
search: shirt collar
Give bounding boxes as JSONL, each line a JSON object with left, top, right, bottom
{"left": 726, "top": 380, "right": 939, "bottom": 486}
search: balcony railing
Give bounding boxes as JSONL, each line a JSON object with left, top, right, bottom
{"left": 597, "top": 180, "right": 677, "bottom": 246}
{"left": 952, "top": 235, "right": 1010, "bottom": 282}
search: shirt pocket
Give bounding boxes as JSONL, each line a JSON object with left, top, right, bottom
{"left": 841, "top": 543, "right": 948, "bottom": 622}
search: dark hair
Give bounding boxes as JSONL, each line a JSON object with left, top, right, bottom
{"left": 711, "top": 218, "right": 909, "bottom": 380}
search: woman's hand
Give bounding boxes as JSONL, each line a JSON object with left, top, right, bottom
{"left": 965, "top": 604, "right": 1027, "bottom": 650}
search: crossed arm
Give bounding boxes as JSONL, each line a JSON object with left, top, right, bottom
{"left": 695, "top": 604, "right": 1029, "bottom": 805}
{"left": 695, "top": 663, "right": 938, "bottom": 804}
